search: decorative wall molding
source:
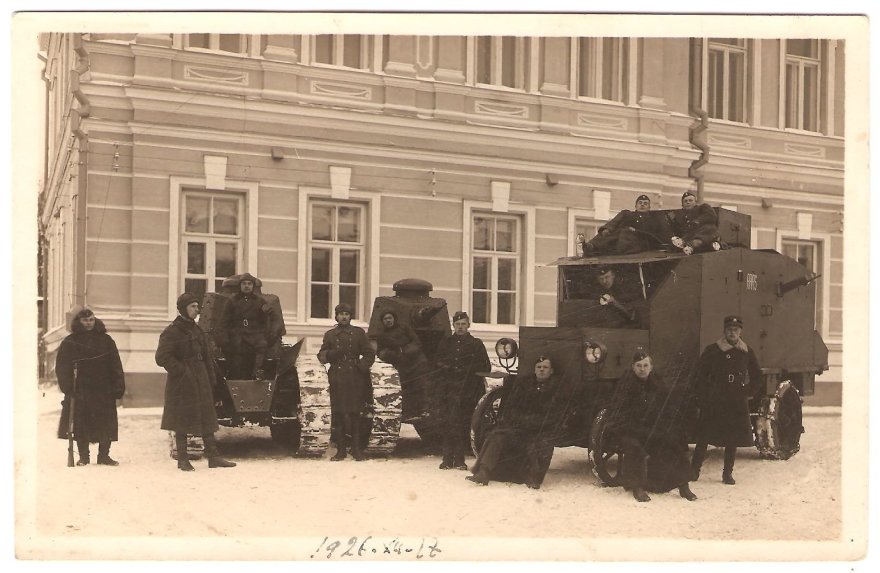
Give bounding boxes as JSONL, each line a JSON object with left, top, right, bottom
{"left": 416, "top": 36, "right": 434, "bottom": 72}
{"left": 708, "top": 133, "right": 753, "bottom": 149}
{"left": 577, "top": 113, "right": 628, "bottom": 131}
{"left": 784, "top": 143, "right": 826, "bottom": 159}
{"left": 183, "top": 65, "right": 249, "bottom": 86}
{"left": 310, "top": 81, "right": 372, "bottom": 100}
{"left": 474, "top": 100, "right": 529, "bottom": 119}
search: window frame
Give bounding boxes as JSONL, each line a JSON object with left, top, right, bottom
{"left": 308, "top": 34, "right": 376, "bottom": 71}
{"left": 776, "top": 231, "right": 831, "bottom": 340}
{"left": 570, "top": 37, "right": 632, "bottom": 104}
{"left": 780, "top": 39, "right": 824, "bottom": 133}
{"left": 469, "top": 36, "right": 530, "bottom": 91}
{"left": 181, "top": 33, "right": 259, "bottom": 57}
{"left": 704, "top": 38, "right": 751, "bottom": 124}
{"left": 470, "top": 213, "right": 522, "bottom": 325}
{"left": 567, "top": 207, "right": 605, "bottom": 257}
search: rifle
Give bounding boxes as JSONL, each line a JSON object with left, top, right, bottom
{"left": 67, "top": 362, "right": 78, "bottom": 467}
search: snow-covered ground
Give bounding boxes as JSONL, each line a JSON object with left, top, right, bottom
{"left": 19, "top": 385, "right": 847, "bottom": 561}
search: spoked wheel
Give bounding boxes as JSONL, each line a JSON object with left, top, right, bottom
{"left": 270, "top": 422, "right": 302, "bottom": 453}
{"left": 469, "top": 387, "right": 506, "bottom": 457}
{"left": 589, "top": 408, "right": 624, "bottom": 487}
{"left": 754, "top": 381, "right": 804, "bottom": 460}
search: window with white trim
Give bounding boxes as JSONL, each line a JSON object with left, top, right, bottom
{"left": 781, "top": 238, "right": 823, "bottom": 333}
{"left": 308, "top": 202, "right": 366, "bottom": 320}
{"left": 476, "top": 36, "right": 529, "bottom": 90}
{"left": 471, "top": 214, "right": 520, "bottom": 325}
{"left": 574, "top": 218, "right": 600, "bottom": 256}
{"left": 313, "top": 35, "right": 373, "bottom": 70}
{"left": 576, "top": 38, "right": 629, "bottom": 102}
{"left": 185, "top": 34, "right": 250, "bottom": 54}
{"left": 181, "top": 191, "right": 244, "bottom": 300}
{"left": 707, "top": 38, "right": 749, "bottom": 123}
{"left": 784, "top": 39, "right": 821, "bottom": 132}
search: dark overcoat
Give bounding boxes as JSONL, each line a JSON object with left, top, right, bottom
{"left": 590, "top": 210, "right": 674, "bottom": 254}
{"left": 670, "top": 203, "right": 719, "bottom": 246}
{"left": 433, "top": 332, "right": 490, "bottom": 407}
{"left": 692, "top": 339, "right": 762, "bottom": 447}
{"left": 217, "top": 292, "right": 270, "bottom": 351}
{"left": 156, "top": 315, "right": 220, "bottom": 436}
{"left": 56, "top": 318, "right": 125, "bottom": 443}
{"left": 318, "top": 324, "right": 375, "bottom": 413}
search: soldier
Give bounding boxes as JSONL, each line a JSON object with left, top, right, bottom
{"left": 690, "top": 315, "right": 762, "bottom": 485}
{"left": 376, "top": 309, "right": 433, "bottom": 422}
{"left": 605, "top": 350, "right": 696, "bottom": 502}
{"left": 156, "top": 293, "right": 237, "bottom": 471}
{"left": 318, "top": 303, "right": 375, "bottom": 461}
{"left": 581, "top": 194, "right": 673, "bottom": 255}
{"left": 669, "top": 191, "right": 721, "bottom": 255}
{"left": 56, "top": 308, "right": 126, "bottom": 466}
{"left": 217, "top": 273, "right": 275, "bottom": 380}
{"left": 583, "top": 267, "right": 640, "bottom": 328}
{"left": 467, "top": 356, "right": 568, "bottom": 489}
{"left": 434, "top": 311, "right": 491, "bottom": 470}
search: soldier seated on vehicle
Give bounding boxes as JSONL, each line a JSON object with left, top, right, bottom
{"left": 581, "top": 267, "right": 642, "bottom": 328}
{"left": 581, "top": 194, "right": 674, "bottom": 256}
{"left": 605, "top": 349, "right": 696, "bottom": 503}
{"left": 467, "top": 356, "right": 570, "bottom": 490}
{"left": 376, "top": 309, "right": 433, "bottom": 422}
{"left": 668, "top": 192, "right": 722, "bottom": 255}
{"left": 216, "top": 273, "right": 279, "bottom": 380}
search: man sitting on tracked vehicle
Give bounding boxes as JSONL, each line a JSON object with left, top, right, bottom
{"left": 466, "top": 356, "right": 569, "bottom": 490}
{"left": 217, "top": 273, "right": 276, "bottom": 380}
{"left": 581, "top": 194, "right": 673, "bottom": 256}
{"left": 605, "top": 349, "right": 696, "bottom": 503}
{"left": 669, "top": 191, "right": 722, "bottom": 255}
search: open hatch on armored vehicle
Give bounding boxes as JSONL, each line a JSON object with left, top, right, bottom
{"left": 470, "top": 208, "right": 828, "bottom": 486}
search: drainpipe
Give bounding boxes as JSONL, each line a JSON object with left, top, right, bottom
{"left": 687, "top": 38, "right": 710, "bottom": 203}
{"left": 71, "top": 33, "right": 90, "bottom": 308}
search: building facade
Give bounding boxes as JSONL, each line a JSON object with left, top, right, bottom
{"left": 38, "top": 34, "right": 845, "bottom": 405}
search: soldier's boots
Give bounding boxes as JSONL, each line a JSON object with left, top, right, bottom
{"left": 331, "top": 437, "right": 348, "bottom": 461}
{"left": 465, "top": 474, "right": 488, "bottom": 486}
{"left": 97, "top": 454, "right": 119, "bottom": 466}
{"left": 632, "top": 487, "right": 651, "bottom": 502}
{"left": 678, "top": 483, "right": 698, "bottom": 501}
{"left": 208, "top": 456, "right": 237, "bottom": 468}
{"left": 76, "top": 455, "right": 90, "bottom": 466}
{"left": 439, "top": 456, "right": 453, "bottom": 470}
{"left": 178, "top": 458, "right": 195, "bottom": 472}
{"left": 204, "top": 433, "right": 237, "bottom": 468}
{"left": 722, "top": 472, "right": 736, "bottom": 485}
{"left": 452, "top": 457, "right": 468, "bottom": 471}
{"left": 175, "top": 434, "right": 195, "bottom": 471}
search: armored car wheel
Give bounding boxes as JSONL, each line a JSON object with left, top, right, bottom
{"left": 754, "top": 381, "right": 803, "bottom": 460}
{"left": 589, "top": 408, "right": 624, "bottom": 487}
{"left": 470, "top": 387, "right": 505, "bottom": 457}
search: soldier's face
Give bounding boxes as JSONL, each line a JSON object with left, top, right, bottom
{"left": 724, "top": 325, "right": 742, "bottom": 345}
{"left": 382, "top": 313, "right": 395, "bottom": 328}
{"left": 337, "top": 311, "right": 352, "bottom": 326}
{"left": 682, "top": 196, "right": 697, "bottom": 210}
{"left": 632, "top": 357, "right": 653, "bottom": 379}
{"left": 186, "top": 302, "right": 200, "bottom": 319}
{"left": 598, "top": 271, "right": 615, "bottom": 289}
{"left": 635, "top": 199, "right": 651, "bottom": 212}
{"left": 453, "top": 319, "right": 470, "bottom": 335}
{"left": 534, "top": 359, "right": 553, "bottom": 382}
{"left": 78, "top": 315, "right": 95, "bottom": 330}
{"left": 241, "top": 280, "right": 254, "bottom": 294}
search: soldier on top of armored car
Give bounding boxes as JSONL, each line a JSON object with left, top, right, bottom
{"left": 581, "top": 194, "right": 674, "bottom": 256}
{"left": 669, "top": 192, "right": 722, "bottom": 256}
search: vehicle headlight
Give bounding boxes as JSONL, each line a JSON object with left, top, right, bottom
{"left": 495, "top": 338, "right": 518, "bottom": 360}
{"left": 584, "top": 340, "right": 607, "bottom": 364}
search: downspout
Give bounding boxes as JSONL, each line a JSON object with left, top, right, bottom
{"left": 37, "top": 50, "right": 50, "bottom": 377}
{"left": 71, "top": 33, "right": 91, "bottom": 308}
{"left": 687, "top": 38, "right": 710, "bottom": 203}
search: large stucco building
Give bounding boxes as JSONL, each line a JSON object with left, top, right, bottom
{"left": 38, "top": 33, "right": 845, "bottom": 405}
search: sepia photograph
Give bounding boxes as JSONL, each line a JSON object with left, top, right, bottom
{"left": 7, "top": 4, "right": 872, "bottom": 567}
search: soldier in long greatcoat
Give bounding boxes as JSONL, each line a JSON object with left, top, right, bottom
{"left": 690, "top": 315, "right": 763, "bottom": 485}
{"left": 433, "top": 311, "right": 491, "bottom": 470}
{"left": 156, "top": 293, "right": 237, "bottom": 471}
{"left": 318, "top": 303, "right": 376, "bottom": 461}
{"left": 669, "top": 191, "right": 721, "bottom": 255}
{"left": 376, "top": 309, "right": 433, "bottom": 421}
{"left": 56, "top": 308, "right": 126, "bottom": 466}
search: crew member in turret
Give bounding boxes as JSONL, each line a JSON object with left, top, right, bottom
{"left": 669, "top": 191, "right": 721, "bottom": 255}
{"left": 218, "top": 273, "right": 274, "bottom": 380}
{"left": 581, "top": 194, "right": 673, "bottom": 255}
{"left": 582, "top": 267, "right": 641, "bottom": 328}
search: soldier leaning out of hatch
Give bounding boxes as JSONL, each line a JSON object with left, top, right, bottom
{"left": 581, "top": 194, "right": 674, "bottom": 256}
{"left": 216, "top": 273, "right": 278, "bottom": 380}
{"left": 582, "top": 267, "right": 642, "bottom": 328}
{"left": 376, "top": 309, "right": 434, "bottom": 422}
{"left": 605, "top": 349, "right": 696, "bottom": 503}
{"left": 668, "top": 191, "right": 722, "bottom": 256}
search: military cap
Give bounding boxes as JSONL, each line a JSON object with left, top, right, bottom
{"left": 681, "top": 191, "right": 696, "bottom": 203}
{"left": 452, "top": 311, "right": 470, "bottom": 323}
{"left": 635, "top": 194, "right": 651, "bottom": 205}
{"left": 632, "top": 347, "right": 650, "bottom": 363}
{"left": 176, "top": 292, "right": 200, "bottom": 314}
{"left": 239, "top": 272, "right": 258, "bottom": 284}
{"left": 334, "top": 303, "right": 354, "bottom": 316}
{"left": 724, "top": 315, "right": 744, "bottom": 328}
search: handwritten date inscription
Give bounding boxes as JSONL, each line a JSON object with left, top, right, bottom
{"left": 311, "top": 536, "right": 442, "bottom": 559}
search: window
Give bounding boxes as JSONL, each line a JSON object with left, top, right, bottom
{"left": 707, "top": 38, "right": 748, "bottom": 122}
{"left": 185, "top": 34, "right": 249, "bottom": 54}
{"left": 471, "top": 214, "right": 520, "bottom": 325}
{"left": 475, "top": 36, "right": 529, "bottom": 90}
{"left": 781, "top": 238, "right": 823, "bottom": 333}
{"left": 784, "top": 39, "right": 821, "bottom": 131}
{"left": 309, "top": 202, "right": 365, "bottom": 320}
{"left": 313, "top": 35, "right": 372, "bottom": 70}
{"left": 181, "top": 191, "right": 244, "bottom": 300}
{"left": 574, "top": 219, "right": 600, "bottom": 256}
{"left": 576, "top": 38, "right": 629, "bottom": 102}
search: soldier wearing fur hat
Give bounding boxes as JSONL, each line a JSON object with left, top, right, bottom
{"left": 605, "top": 349, "right": 696, "bottom": 502}
{"left": 156, "top": 293, "right": 237, "bottom": 471}
{"left": 217, "top": 273, "right": 274, "bottom": 380}
{"left": 669, "top": 192, "right": 721, "bottom": 255}
{"left": 433, "top": 311, "right": 491, "bottom": 470}
{"left": 56, "top": 308, "right": 126, "bottom": 466}
{"left": 581, "top": 194, "right": 674, "bottom": 255}
{"left": 689, "top": 315, "right": 762, "bottom": 485}
{"left": 318, "top": 303, "right": 376, "bottom": 461}
{"left": 376, "top": 309, "right": 434, "bottom": 422}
